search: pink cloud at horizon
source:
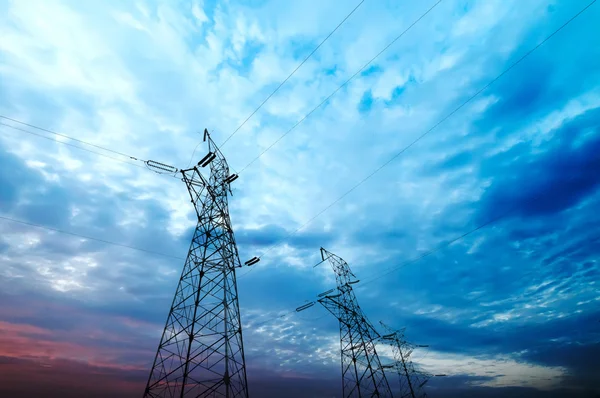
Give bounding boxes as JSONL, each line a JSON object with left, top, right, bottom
{"left": 0, "top": 319, "right": 154, "bottom": 371}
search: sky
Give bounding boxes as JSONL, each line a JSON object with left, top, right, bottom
{"left": 0, "top": 0, "right": 599, "bottom": 397}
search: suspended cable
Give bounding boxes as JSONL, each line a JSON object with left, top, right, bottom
{"left": 220, "top": 0, "right": 366, "bottom": 148}
{"left": 235, "top": 0, "right": 443, "bottom": 175}
{"left": 0, "top": 122, "right": 147, "bottom": 169}
{"left": 238, "top": 0, "right": 595, "bottom": 273}
{"left": 0, "top": 119, "right": 182, "bottom": 179}
{"left": 2, "top": 1, "right": 594, "bottom": 335}
{"left": 0, "top": 215, "right": 185, "bottom": 261}
{"left": 0, "top": 115, "right": 142, "bottom": 160}
{"left": 239, "top": 206, "right": 513, "bottom": 326}
{"left": 241, "top": 216, "right": 600, "bottom": 331}
{"left": 185, "top": 0, "right": 367, "bottom": 169}
{"left": 359, "top": 211, "right": 510, "bottom": 287}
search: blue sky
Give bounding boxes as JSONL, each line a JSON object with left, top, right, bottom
{"left": 0, "top": 0, "right": 599, "bottom": 397}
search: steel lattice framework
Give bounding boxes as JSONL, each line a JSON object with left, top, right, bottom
{"left": 143, "top": 130, "right": 249, "bottom": 398}
{"left": 380, "top": 322, "right": 431, "bottom": 398}
{"left": 317, "top": 248, "right": 393, "bottom": 398}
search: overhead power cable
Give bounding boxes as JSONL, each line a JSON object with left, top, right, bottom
{"left": 0, "top": 215, "right": 185, "bottom": 261}
{"left": 2, "top": 178, "right": 595, "bottom": 333}
{"left": 237, "top": 0, "right": 596, "bottom": 276}
{"left": 0, "top": 122, "right": 146, "bottom": 169}
{"left": 358, "top": 211, "right": 509, "bottom": 287}
{"left": 236, "top": 0, "right": 443, "bottom": 175}
{"left": 0, "top": 118, "right": 181, "bottom": 178}
{"left": 186, "top": 0, "right": 367, "bottom": 167}
{"left": 241, "top": 204, "right": 516, "bottom": 327}
{"left": 220, "top": 0, "right": 367, "bottom": 148}
{"left": 243, "top": 207, "right": 600, "bottom": 330}
{"left": 0, "top": 115, "right": 142, "bottom": 161}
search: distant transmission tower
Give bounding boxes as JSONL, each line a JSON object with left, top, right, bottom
{"left": 144, "top": 129, "right": 252, "bottom": 398}
{"left": 379, "top": 322, "right": 432, "bottom": 398}
{"left": 316, "top": 247, "right": 393, "bottom": 398}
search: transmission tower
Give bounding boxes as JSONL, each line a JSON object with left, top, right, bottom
{"left": 143, "top": 129, "right": 251, "bottom": 398}
{"left": 316, "top": 247, "right": 393, "bottom": 398}
{"left": 379, "top": 322, "right": 432, "bottom": 398}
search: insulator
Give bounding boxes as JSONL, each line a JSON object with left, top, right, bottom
{"left": 317, "top": 288, "right": 335, "bottom": 297}
{"left": 348, "top": 280, "right": 360, "bottom": 285}
{"left": 146, "top": 160, "right": 178, "bottom": 174}
{"left": 295, "top": 302, "right": 315, "bottom": 312}
{"left": 244, "top": 257, "right": 260, "bottom": 266}
{"left": 224, "top": 174, "right": 238, "bottom": 184}
{"left": 198, "top": 152, "right": 216, "bottom": 167}
{"left": 203, "top": 128, "right": 209, "bottom": 142}
{"left": 382, "top": 333, "right": 395, "bottom": 339}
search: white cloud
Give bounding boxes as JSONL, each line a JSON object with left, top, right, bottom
{"left": 1, "top": 0, "right": 599, "bottom": 392}
{"left": 420, "top": 351, "right": 567, "bottom": 390}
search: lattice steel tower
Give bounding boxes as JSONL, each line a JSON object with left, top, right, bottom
{"left": 316, "top": 247, "right": 393, "bottom": 398}
{"left": 144, "top": 130, "right": 249, "bottom": 398}
{"left": 380, "top": 322, "right": 431, "bottom": 398}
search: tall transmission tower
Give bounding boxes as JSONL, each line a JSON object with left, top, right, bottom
{"left": 143, "top": 129, "right": 252, "bottom": 398}
{"left": 316, "top": 247, "right": 393, "bottom": 398}
{"left": 379, "top": 322, "right": 432, "bottom": 398}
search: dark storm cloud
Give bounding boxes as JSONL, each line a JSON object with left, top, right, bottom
{"left": 523, "top": 342, "right": 600, "bottom": 390}
{"left": 476, "top": 57, "right": 556, "bottom": 135}
{"left": 477, "top": 108, "right": 600, "bottom": 221}
{"left": 472, "top": 1, "right": 600, "bottom": 138}
{"left": 378, "top": 312, "right": 507, "bottom": 357}
{"left": 235, "top": 223, "right": 335, "bottom": 249}
{"left": 348, "top": 221, "right": 599, "bottom": 381}
{"left": 426, "top": 384, "right": 599, "bottom": 398}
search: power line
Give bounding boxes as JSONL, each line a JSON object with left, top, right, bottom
{"left": 185, "top": 0, "right": 367, "bottom": 169}
{"left": 219, "top": 0, "right": 367, "bottom": 149}
{"left": 5, "top": 207, "right": 500, "bottom": 325}
{"left": 0, "top": 215, "right": 185, "bottom": 261}
{"left": 243, "top": 213, "right": 600, "bottom": 331}
{"left": 359, "top": 211, "right": 509, "bottom": 287}
{"left": 236, "top": 0, "right": 443, "bottom": 175}
{"left": 187, "top": 0, "right": 367, "bottom": 168}
{"left": 238, "top": 0, "right": 596, "bottom": 275}
{"left": 0, "top": 213, "right": 309, "bottom": 334}
{"left": 0, "top": 122, "right": 146, "bottom": 169}
{"left": 0, "top": 115, "right": 142, "bottom": 161}
{"left": 239, "top": 205, "right": 513, "bottom": 328}
{"left": 0, "top": 119, "right": 181, "bottom": 179}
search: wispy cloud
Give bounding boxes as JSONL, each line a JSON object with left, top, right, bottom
{"left": 1, "top": 0, "right": 599, "bottom": 396}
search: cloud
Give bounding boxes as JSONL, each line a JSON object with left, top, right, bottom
{"left": 1, "top": 0, "right": 599, "bottom": 396}
{"left": 477, "top": 107, "right": 600, "bottom": 221}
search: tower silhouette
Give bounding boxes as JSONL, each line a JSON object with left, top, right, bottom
{"left": 144, "top": 130, "right": 249, "bottom": 398}
{"left": 317, "top": 248, "right": 393, "bottom": 398}
{"left": 380, "top": 322, "right": 431, "bottom": 398}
